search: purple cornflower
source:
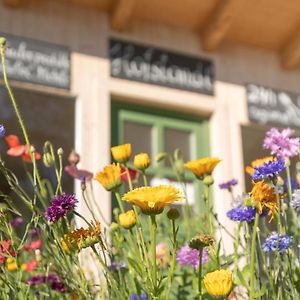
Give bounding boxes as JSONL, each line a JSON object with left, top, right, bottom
{"left": 47, "top": 273, "right": 67, "bottom": 292}
{"left": 30, "top": 228, "right": 41, "bottom": 238}
{"left": 263, "top": 128, "right": 300, "bottom": 159}
{"left": 27, "top": 275, "right": 46, "bottom": 286}
{"left": 227, "top": 206, "right": 256, "bottom": 222}
{"left": 176, "top": 245, "right": 208, "bottom": 268}
{"left": 262, "top": 233, "right": 292, "bottom": 253}
{"left": 219, "top": 179, "right": 238, "bottom": 190}
{"left": 0, "top": 124, "right": 5, "bottom": 138}
{"left": 252, "top": 159, "right": 285, "bottom": 180}
{"left": 291, "top": 189, "right": 300, "bottom": 211}
{"left": 130, "top": 292, "right": 147, "bottom": 300}
{"left": 10, "top": 217, "right": 24, "bottom": 228}
{"left": 45, "top": 193, "right": 77, "bottom": 222}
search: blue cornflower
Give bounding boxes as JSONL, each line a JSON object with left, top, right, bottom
{"left": 227, "top": 206, "right": 256, "bottom": 222}
{"left": 252, "top": 159, "right": 285, "bottom": 180}
{"left": 0, "top": 124, "right": 5, "bottom": 137}
{"left": 130, "top": 292, "right": 147, "bottom": 300}
{"left": 219, "top": 179, "right": 238, "bottom": 190}
{"left": 262, "top": 232, "right": 292, "bottom": 253}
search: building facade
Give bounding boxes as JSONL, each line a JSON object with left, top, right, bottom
{"left": 2, "top": 0, "right": 300, "bottom": 251}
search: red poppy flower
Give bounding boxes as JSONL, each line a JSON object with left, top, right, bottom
{"left": 23, "top": 240, "right": 42, "bottom": 252}
{"left": 120, "top": 165, "right": 138, "bottom": 183}
{"left": 5, "top": 135, "right": 41, "bottom": 163}
{"left": 0, "top": 240, "right": 15, "bottom": 264}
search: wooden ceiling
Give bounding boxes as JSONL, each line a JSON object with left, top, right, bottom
{"left": 4, "top": 0, "right": 300, "bottom": 69}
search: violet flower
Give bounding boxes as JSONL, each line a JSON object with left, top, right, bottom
{"left": 176, "top": 245, "right": 208, "bottom": 268}
{"left": 263, "top": 128, "right": 300, "bottom": 159}
{"left": 219, "top": 179, "right": 238, "bottom": 190}
{"left": 45, "top": 193, "right": 77, "bottom": 222}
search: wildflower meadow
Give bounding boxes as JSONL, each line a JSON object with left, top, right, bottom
{"left": 1, "top": 36, "right": 300, "bottom": 300}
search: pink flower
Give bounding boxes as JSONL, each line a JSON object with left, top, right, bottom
{"left": 24, "top": 240, "right": 42, "bottom": 252}
{"left": 176, "top": 245, "right": 208, "bottom": 268}
{"left": 156, "top": 242, "right": 169, "bottom": 267}
{"left": 263, "top": 128, "right": 300, "bottom": 159}
{"left": 64, "top": 165, "right": 93, "bottom": 181}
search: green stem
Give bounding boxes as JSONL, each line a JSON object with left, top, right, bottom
{"left": 166, "top": 219, "right": 177, "bottom": 300}
{"left": 115, "top": 191, "right": 125, "bottom": 213}
{"left": 249, "top": 212, "right": 259, "bottom": 300}
{"left": 125, "top": 165, "right": 133, "bottom": 190}
{"left": 285, "top": 160, "right": 292, "bottom": 203}
{"left": 142, "top": 170, "right": 148, "bottom": 186}
{"left": 198, "top": 247, "right": 203, "bottom": 299}
{"left": 150, "top": 215, "right": 157, "bottom": 293}
{"left": 204, "top": 184, "right": 213, "bottom": 235}
{"left": 0, "top": 44, "right": 44, "bottom": 195}
{"left": 275, "top": 186, "right": 284, "bottom": 234}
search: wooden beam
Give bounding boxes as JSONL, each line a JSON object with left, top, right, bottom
{"left": 281, "top": 30, "right": 300, "bottom": 69}
{"left": 111, "top": 0, "right": 136, "bottom": 31}
{"left": 3, "top": 0, "right": 23, "bottom": 7}
{"left": 201, "top": 0, "right": 241, "bottom": 51}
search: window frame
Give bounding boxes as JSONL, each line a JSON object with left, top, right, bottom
{"left": 111, "top": 101, "right": 210, "bottom": 211}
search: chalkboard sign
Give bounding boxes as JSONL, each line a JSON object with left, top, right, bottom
{"left": 0, "top": 33, "right": 70, "bottom": 89}
{"left": 110, "top": 39, "right": 214, "bottom": 95}
{"left": 247, "top": 84, "right": 300, "bottom": 128}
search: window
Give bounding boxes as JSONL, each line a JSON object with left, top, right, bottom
{"left": 111, "top": 102, "right": 209, "bottom": 211}
{"left": 0, "top": 86, "right": 75, "bottom": 218}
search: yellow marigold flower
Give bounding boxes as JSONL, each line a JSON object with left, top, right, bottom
{"left": 62, "top": 221, "right": 102, "bottom": 252}
{"left": 95, "top": 163, "right": 122, "bottom": 191}
{"left": 6, "top": 258, "right": 17, "bottom": 271}
{"left": 245, "top": 156, "right": 274, "bottom": 175}
{"left": 203, "top": 269, "right": 233, "bottom": 298}
{"left": 184, "top": 157, "right": 221, "bottom": 179}
{"left": 122, "top": 185, "right": 183, "bottom": 215}
{"left": 134, "top": 152, "right": 151, "bottom": 170}
{"left": 251, "top": 180, "right": 277, "bottom": 220}
{"left": 118, "top": 210, "right": 136, "bottom": 229}
{"left": 111, "top": 144, "right": 131, "bottom": 163}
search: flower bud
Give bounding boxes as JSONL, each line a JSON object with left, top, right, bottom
{"left": 203, "top": 175, "right": 214, "bottom": 186}
{"left": 155, "top": 152, "right": 167, "bottom": 162}
{"left": 68, "top": 150, "right": 80, "bottom": 166}
{"left": 167, "top": 208, "right": 180, "bottom": 220}
{"left": 134, "top": 152, "right": 151, "bottom": 170}
{"left": 111, "top": 144, "right": 131, "bottom": 163}
{"left": 118, "top": 210, "right": 136, "bottom": 229}
{"left": 110, "top": 222, "right": 119, "bottom": 232}
{"left": 0, "top": 37, "right": 6, "bottom": 47}
{"left": 57, "top": 148, "right": 64, "bottom": 156}
{"left": 189, "top": 233, "right": 214, "bottom": 250}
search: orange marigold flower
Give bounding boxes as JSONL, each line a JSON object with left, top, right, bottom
{"left": 251, "top": 180, "right": 278, "bottom": 220}
{"left": 62, "top": 221, "right": 102, "bottom": 252}
{"left": 95, "top": 163, "right": 122, "bottom": 191}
